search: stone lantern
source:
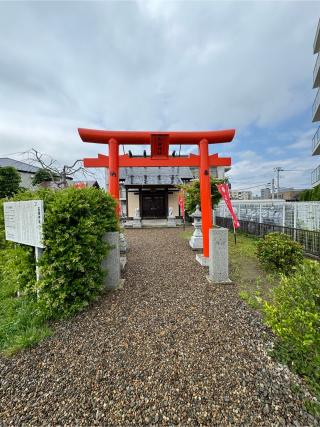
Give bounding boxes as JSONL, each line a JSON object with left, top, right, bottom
{"left": 189, "top": 204, "right": 203, "bottom": 249}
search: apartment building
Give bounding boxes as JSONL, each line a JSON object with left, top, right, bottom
{"left": 312, "top": 18, "right": 320, "bottom": 186}
{"left": 229, "top": 190, "right": 252, "bottom": 200}
{"left": 260, "top": 188, "right": 272, "bottom": 199}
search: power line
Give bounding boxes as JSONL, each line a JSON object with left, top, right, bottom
{"left": 0, "top": 150, "right": 31, "bottom": 157}
{"left": 230, "top": 186, "right": 268, "bottom": 191}
{"left": 279, "top": 169, "right": 314, "bottom": 172}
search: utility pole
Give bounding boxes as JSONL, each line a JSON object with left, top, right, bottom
{"left": 271, "top": 178, "right": 275, "bottom": 200}
{"left": 274, "top": 167, "right": 284, "bottom": 199}
{"left": 267, "top": 180, "right": 275, "bottom": 199}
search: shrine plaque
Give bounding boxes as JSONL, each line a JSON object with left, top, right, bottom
{"left": 151, "top": 134, "right": 169, "bottom": 159}
{"left": 3, "top": 200, "right": 45, "bottom": 248}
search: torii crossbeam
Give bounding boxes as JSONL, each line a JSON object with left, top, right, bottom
{"left": 78, "top": 128, "right": 235, "bottom": 260}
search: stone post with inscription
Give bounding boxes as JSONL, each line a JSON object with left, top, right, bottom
{"left": 208, "top": 227, "right": 231, "bottom": 283}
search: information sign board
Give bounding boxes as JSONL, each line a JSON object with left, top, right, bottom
{"left": 3, "top": 200, "right": 44, "bottom": 248}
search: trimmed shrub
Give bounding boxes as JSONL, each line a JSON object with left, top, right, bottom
{"left": 1, "top": 187, "right": 118, "bottom": 318}
{"left": 0, "top": 246, "right": 35, "bottom": 297}
{"left": 264, "top": 261, "right": 320, "bottom": 391}
{"left": 257, "top": 232, "right": 304, "bottom": 275}
{"left": 37, "top": 187, "right": 118, "bottom": 317}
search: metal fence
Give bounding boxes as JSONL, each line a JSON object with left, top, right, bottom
{"left": 216, "top": 216, "right": 320, "bottom": 258}
{"left": 215, "top": 200, "right": 320, "bottom": 231}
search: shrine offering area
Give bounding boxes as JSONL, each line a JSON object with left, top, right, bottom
{"left": 0, "top": 228, "right": 317, "bottom": 426}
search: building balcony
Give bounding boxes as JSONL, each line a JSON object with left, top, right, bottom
{"left": 312, "top": 88, "right": 320, "bottom": 122}
{"left": 314, "top": 53, "right": 320, "bottom": 88}
{"left": 314, "top": 18, "right": 320, "bottom": 54}
{"left": 311, "top": 164, "right": 320, "bottom": 187}
{"left": 312, "top": 127, "right": 320, "bottom": 155}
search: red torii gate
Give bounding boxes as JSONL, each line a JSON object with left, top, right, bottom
{"left": 78, "top": 128, "right": 235, "bottom": 259}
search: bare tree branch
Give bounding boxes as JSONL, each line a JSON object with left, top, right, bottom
{"left": 29, "top": 149, "right": 91, "bottom": 188}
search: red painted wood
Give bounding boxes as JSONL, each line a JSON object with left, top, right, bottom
{"left": 78, "top": 128, "right": 235, "bottom": 145}
{"left": 83, "top": 153, "right": 231, "bottom": 168}
{"left": 151, "top": 134, "right": 169, "bottom": 159}
{"left": 79, "top": 127, "right": 236, "bottom": 259}
{"left": 199, "top": 139, "right": 212, "bottom": 258}
{"left": 108, "top": 138, "right": 119, "bottom": 215}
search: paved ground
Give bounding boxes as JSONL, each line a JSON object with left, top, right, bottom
{"left": 0, "top": 228, "right": 318, "bottom": 425}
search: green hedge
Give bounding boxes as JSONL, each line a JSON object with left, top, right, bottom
{"left": 1, "top": 187, "right": 118, "bottom": 318}
{"left": 264, "top": 261, "right": 320, "bottom": 395}
{"left": 38, "top": 187, "right": 118, "bottom": 317}
{"left": 257, "top": 232, "right": 304, "bottom": 275}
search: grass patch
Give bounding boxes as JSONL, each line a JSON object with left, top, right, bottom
{"left": 228, "top": 231, "right": 320, "bottom": 415}
{"left": 0, "top": 248, "right": 52, "bottom": 356}
{"left": 180, "top": 229, "right": 193, "bottom": 240}
{"left": 0, "top": 296, "right": 51, "bottom": 356}
{"left": 228, "top": 231, "right": 278, "bottom": 302}
{"left": 180, "top": 228, "right": 320, "bottom": 413}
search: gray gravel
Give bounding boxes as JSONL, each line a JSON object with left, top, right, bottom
{"left": 0, "top": 228, "right": 318, "bottom": 426}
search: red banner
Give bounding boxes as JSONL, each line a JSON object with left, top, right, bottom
{"left": 74, "top": 182, "right": 86, "bottom": 189}
{"left": 178, "top": 191, "right": 185, "bottom": 219}
{"left": 216, "top": 183, "right": 240, "bottom": 229}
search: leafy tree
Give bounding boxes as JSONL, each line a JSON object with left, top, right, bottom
{"left": 0, "top": 167, "right": 21, "bottom": 198}
{"left": 32, "top": 169, "right": 58, "bottom": 186}
{"left": 313, "top": 184, "right": 320, "bottom": 201}
{"left": 299, "top": 185, "right": 320, "bottom": 201}
{"left": 178, "top": 177, "right": 227, "bottom": 214}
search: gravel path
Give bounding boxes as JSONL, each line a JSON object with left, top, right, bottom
{"left": 0, "top": 228, "right": 318, "bottom": 426}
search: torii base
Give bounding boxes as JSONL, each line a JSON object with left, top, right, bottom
{"left": 196, "top": 254, "right": 209, "bottom": 266}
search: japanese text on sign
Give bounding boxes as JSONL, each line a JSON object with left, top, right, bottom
{"left": 3, "top": 200, "right": 45, "bottom": 248}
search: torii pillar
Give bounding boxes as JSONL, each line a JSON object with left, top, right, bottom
{"left": 199, "top": 138, "right": 212, "bottom": 258}
{"left": 108, "top": 138, "right": 119, "bottom": 210}
{"left": 78, "top": 129, "right": 235, "bottom": 260}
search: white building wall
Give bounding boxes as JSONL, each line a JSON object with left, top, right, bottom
{"left": 216, "top": 167, "right": 226, "bottom": 179}
{"left": 127, "top": 192, "right": 140, "bottom": 217}
{"left": 19, "top": 172, "right": 35, "bottom": 189}
{"left": 168, "top": 191, "right": 179, "bottom": 216}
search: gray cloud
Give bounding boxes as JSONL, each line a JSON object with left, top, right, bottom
{"left": 0, "top": 1, "right": 318, "bottom": 187}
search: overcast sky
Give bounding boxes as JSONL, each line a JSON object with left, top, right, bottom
{"left": 0, "top": 1, "right": 319, "bottom": 193}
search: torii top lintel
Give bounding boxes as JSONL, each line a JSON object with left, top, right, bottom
{"left": 78, "top": 128, "right": 235, "bottom": 145}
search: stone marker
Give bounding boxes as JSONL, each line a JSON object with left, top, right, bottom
{"left": 167, "top": 206, "right": 176, "bottom": 227}
{"left": 119, "top": 232, "right": 128, "bottom": 272}
{"left": 189, "top": 205, "right": 203, "bottom": 249}
{"left": 208, "top": 227, "right": 231, "bottom": 283}
{"left": 132, "top": 208, "right": 142, "bottom": 228}
{"left": 119, "top": 232, "right": 128, "bottom": 253}
{"left": 102, "top": 231, "right": 122, "bottom": 289}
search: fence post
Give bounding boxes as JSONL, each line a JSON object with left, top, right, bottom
{"left": 293, "top": 203, "right": 297, "bottom": 241}
{"left": 282, "top": 204, "right": 286, "bottom": 228}
{"left": 259, "top": 204, "right": 262, "bottom": 223}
